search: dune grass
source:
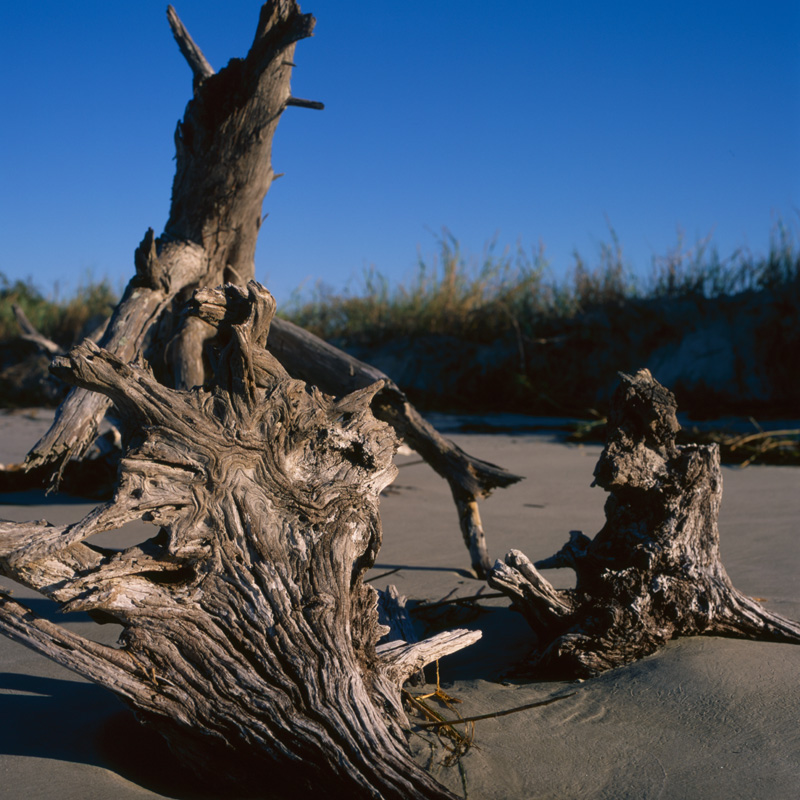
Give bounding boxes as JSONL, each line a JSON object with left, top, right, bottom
{"left": 282, "top": 221, "right": 800, "bottom": 347}
{"left": 0, "top": 272, "right": 118, "bottom": 347}
{"left": 3, "top": 223, "right": 797, "bottom": 350}
{"left": 2, "top": 226, "right": 799, "bottom": 459}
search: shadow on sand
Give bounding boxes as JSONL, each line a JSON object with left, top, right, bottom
{"left": 0, "top": 671, "right": 230, "bottom": 799}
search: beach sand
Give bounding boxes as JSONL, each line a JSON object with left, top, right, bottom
{"left": 1, "top": 409, "right": 798, "bottom": 799}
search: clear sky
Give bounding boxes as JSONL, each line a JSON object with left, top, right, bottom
{"left": 2, "top": 1, "right": 798, "bottom": 306}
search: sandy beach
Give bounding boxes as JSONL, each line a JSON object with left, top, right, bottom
{"left": 1, "top": 408, "right": 798, "bottom": 799}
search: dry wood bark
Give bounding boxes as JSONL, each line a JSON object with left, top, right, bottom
{"left": 19, "top": 0, "right": 520, "bottom": 576}
{"left": 489, "top": 368, "right": 800, "bottom": 678}
{"left": 0, "top": 282, "right": 479, "bottom": 799}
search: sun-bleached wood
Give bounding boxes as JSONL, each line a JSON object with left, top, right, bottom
{"left": 25, "top": 1, "right": 311, "bottom": 480}
{"left": 21, "top": 0, "right": 519, "bottom": 576}
{"left": 267, "top": 316, "right": 522, "bottom": 576}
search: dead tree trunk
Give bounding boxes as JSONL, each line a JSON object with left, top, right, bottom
{"left": 25, "top": 1, "right": 313, "bottom": 481}
{"left": 21, "top": 0, "right": 520, "bottom": 576}
{"left": 489, "top": 369, "right": 800, "bottom": 678}
{"left": 0, "top": 282, "right": 479, "bottom": 799}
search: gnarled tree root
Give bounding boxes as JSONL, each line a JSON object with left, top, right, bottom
{"left": 0, "top": 283, "right": 479, "bottom": 799}
{"left": 19, "top": 1, "right": 521, "bottom": 580}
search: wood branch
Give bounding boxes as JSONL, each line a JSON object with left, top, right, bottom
{"left": 165, "top": 2, "right": 315, "bottom": 284}
{"left": 268, "top": 316, "right": 524, "bottom": 577}
{"left": 25, "top": 234, "right": 207, "bottom": 484}
{"left": 489, "top": 369, "right": 800, "bottom": 678}
{"left": 285, "top": 96, "right": 325, "bottom": 109}
{"left": 379, "top": 585, "right": 420, "bottom": 647}
{"left": 19, "top": 1, "right": 520, "bottom": 580}
{"left": 1, "top": 282, "right": 477, "bottom": 799}
{"left": 12, "top": 303, "right": 61, "bottom": 355}
{"left": 378, "top": 629, "right": 482, "bottom": 688}
{"left": 167, "top": 5, "right": 214, "bottom": 88}
{"left": 378, "top": 584, "right": 426, "bottom": 685}
{"left": 0, "top": 594, "right": 187, "bottom": 714}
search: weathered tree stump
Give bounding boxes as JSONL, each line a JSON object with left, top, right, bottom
{"left": 24, "top": 0, "right": 313, "bottom": 481}
{"left": 0, "top": 282, "right": 479, "bottom": 799}
{"left": 489, "top": 368, "right": 800, "bottom": 678}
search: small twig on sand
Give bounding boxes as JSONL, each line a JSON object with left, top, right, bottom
{"left": 369, "top": 567, "right": 402, "bottom": 581}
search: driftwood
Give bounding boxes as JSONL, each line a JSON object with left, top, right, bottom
{"left": 0, "top": 282, "right": 479, "bottom": 799}
{"left": 267, "top": 317, "right": 521, "bottom": 576}
{"left": 12, "top": 304, "right": 62, "bottom": 356}
{"left": 18, "top": 0, "right": 520, "bottom": 577}
{"left": 489, "top": 369, "right": 800, "bottom": 678}
{"left": 0, "top": 5, "right": 499, "bottom": 795}
{"left": 377, "top": 584, "right": 426, "bottom": 686}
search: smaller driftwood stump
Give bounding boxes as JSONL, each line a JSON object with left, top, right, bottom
{"left": 489, "top": 368, "right": 800, "bottom": 678}
{"left": 0, "top": 282, "right": 479, "bottom": 800}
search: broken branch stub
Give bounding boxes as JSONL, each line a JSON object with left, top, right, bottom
{"left": 0, "top": 282, "right": 479, "bottom": 799}
{"left": 489, "top": 368, "right": 800, "bottom": 678}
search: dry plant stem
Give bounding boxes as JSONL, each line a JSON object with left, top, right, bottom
{"left": 268, "top": 317, "right": 523, "bottom": 577}
{"left": 0, "top": 282, "right": 480, "bottom": 799}
{"left": 489, "top": 369, "right": 800, "bottom": 678}
{"left": 403, "top": 661, "right": 474, "bottom": 762}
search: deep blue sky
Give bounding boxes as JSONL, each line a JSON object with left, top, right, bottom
{"left": 2, "top": 1, "right": 798, "bottom": 305}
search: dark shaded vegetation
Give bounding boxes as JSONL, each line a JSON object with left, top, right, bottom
{"left": 0, "top": 272, "right": 117, "bottom": 407}
{"left": 284, "top": 224, "right": 798, "bottom": 348}
{"left": 568, "top": 417, "right": 800, "bottom": 467}
{"left": 0, "top": 272, "right": 117, "bottom": 346}
{"left": 0, "top": 273, "right": 118, "bottom": 407}
{"left": 284, "top": 223, "right": 800, "bottom": 420}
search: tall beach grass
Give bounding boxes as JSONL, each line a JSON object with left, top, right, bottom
{"left": 2, "top": 221, "right": 797, "bottom": 358}
{"left": 282, "top": 221, "right": 800, "bottom": 348}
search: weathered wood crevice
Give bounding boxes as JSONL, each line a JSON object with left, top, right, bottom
{"left": 1, "top": 282, "right": 479, "bottom": 799}
{"left": 489, "top": 369, "right": 800, "bottom": 678}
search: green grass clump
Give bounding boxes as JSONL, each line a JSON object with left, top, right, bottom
{"left": 0, "top": 273, "right": 118, "bottom": 347}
